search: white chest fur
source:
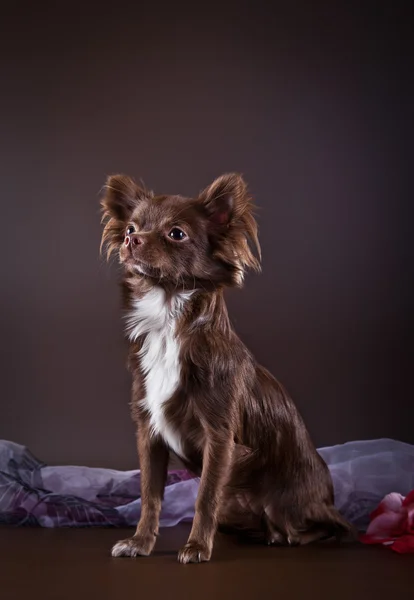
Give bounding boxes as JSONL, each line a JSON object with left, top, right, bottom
{"left": 125, "top": 287, "right": 191, "bottom": 459}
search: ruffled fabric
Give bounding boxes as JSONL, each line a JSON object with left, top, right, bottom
{"left": 0, "top": 440, "right": 197, "bottom": 527}
{"left": 360, "top": 490, "right": 414, "bottom": 553}
{"left": 1, "top": 438, "right": 413, "bottom": 533}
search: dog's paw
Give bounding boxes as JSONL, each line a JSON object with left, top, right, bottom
{"left": 177, "top": 541, "right": 211, "bottom": 564}
{"left": 111, "top": 535, "right": 155, "bottom": 558}
{"left": 266, "top": 530, "right": 287, "bottom": 546}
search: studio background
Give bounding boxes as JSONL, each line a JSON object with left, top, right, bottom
{"left": 1, "top": 2, "right": 412, "bottom": 468}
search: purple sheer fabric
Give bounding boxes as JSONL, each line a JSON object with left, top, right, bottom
{"left": 1, "top": 438, "right": 413, "bottom": 530}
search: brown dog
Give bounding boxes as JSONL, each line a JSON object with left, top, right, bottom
{"left": 100, "top": 173, "right": 355, "bottom": 563}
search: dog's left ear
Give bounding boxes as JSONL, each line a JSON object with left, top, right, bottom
{"left": 200, "top": 173, "right": 261, "bottom": 280}
{"left": 200, "top": 173, "right": 246, "bottom": 228}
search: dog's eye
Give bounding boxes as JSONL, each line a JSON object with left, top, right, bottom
{"left": 168, "top": 227, "right": 187, "bottom": 241}
{"left": 126, "top": 225, "right": 135, "bottom": 235}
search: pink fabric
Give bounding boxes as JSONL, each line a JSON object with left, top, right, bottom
{"left": 360, "top": 490, "right": 414, "bottom": 553}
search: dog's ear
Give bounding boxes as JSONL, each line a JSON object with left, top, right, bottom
{"left": 200, "top": 173, "right": 246, "bottom": 228}
{"left": 100, "top": 174, "right": 146, "bottom": 259}
{"left": 200, "top": 173, "right": 261, "bottom": 283}
{"left": 101, "top": 174, "right": 143, "bottom": 222}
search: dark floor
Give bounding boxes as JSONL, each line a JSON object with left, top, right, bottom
{"left": 0, "top": 525, "right": 411, "bottom": 600}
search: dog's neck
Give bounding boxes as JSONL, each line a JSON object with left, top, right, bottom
{"left": 124, "top": 280, "right": 231, "bottom": 340}
{"left": 125, "top": 287, "right": 192, "bottom": 340}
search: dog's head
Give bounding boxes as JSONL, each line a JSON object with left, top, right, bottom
{"left": 100, "top": 173, "right": 260, "bottom": 289}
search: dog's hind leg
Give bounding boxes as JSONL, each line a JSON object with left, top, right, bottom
{"left": 263, "top": 512, "right": 288, "bottom": 546}
{"left": 218, "top": 492, "right": 266, "bottom": 542}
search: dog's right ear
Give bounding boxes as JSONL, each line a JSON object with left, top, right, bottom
{"left": 101, "top": 174, "right": 143, "bottom": 222}
{"left": 100, "top": 174, "right": 145, "bottom": 258}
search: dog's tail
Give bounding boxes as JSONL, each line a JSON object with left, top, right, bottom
{"left": 306, "top": 504, "right": 358, "bottom": 544}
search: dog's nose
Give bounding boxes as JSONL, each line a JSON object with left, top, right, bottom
{"left": 131, "top": 235, "right": 143, "bottom": 246}
{"left": 125, "top": 234, "right": 144, "bottom": 247}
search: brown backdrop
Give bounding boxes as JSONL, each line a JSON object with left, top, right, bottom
{"left": 1, "top": 3, "right": 412, "bottom": 468}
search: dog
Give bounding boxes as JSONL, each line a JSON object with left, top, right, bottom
{"left": 100, "top": 172, "right": 355, "bottom": 563}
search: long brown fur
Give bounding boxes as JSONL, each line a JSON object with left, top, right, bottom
{"left": 100, "top": 172, "right": 356, "bottom": 563}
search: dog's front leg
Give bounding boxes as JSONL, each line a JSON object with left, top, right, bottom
{"left": 111, "top": 417, "right": 169, "bottom": 558}
{"left": 178, "top": 433, "right": 234, "bottom": 564}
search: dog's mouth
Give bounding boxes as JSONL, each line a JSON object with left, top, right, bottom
{"left": 122, "top": 254, "right": 161, "bottom": 278}
{"left": 133, "top": 262, "right": 158, "bottom": 277}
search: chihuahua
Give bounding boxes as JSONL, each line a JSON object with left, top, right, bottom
{"left": 100, "top": 173, "right": 354, "bottom": 563}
